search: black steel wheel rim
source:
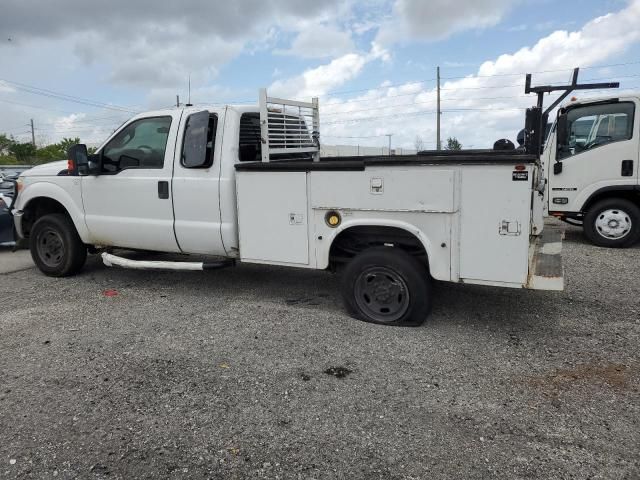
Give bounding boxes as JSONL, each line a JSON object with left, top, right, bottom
{"left": 37, "top": 228, "right": 65, "bottom": 268}
{"left": 354, "top": 266, "right": 410, "bottom": 323}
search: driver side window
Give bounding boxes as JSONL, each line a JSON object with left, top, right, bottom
{"left": 558, "top": 102, "right": 634, "bottom": 160}
{"left": 101, "top": 116, "right": 172, "bottom": 173}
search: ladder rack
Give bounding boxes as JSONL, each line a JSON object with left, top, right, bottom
{"left": 259, "top": 88, "right": 320, "bottom": 162}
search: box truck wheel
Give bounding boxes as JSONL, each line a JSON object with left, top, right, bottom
{"left": 583, "top": 198, "right": 640, "bottom": 248}
{"left": 341, "top": 246, "right": 431, "bottom": 326}
{"left": 30, "top": 213, "right": 87, "bottom": 277}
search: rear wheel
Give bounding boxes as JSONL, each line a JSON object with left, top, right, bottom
{"left": 583, "top": 198, "right": 640, "bottom": 248}
{"left": 30, "top": 213, "right": 87, "bottom": 276}
{"left": 341, "top": 247, "right": 431, "bottom": 326}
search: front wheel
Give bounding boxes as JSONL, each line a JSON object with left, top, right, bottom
{"left": 583, "top": 199, "right": 640, "bottom": 248}
{"left": 30, "top": 213, "right": 87, "bottom": 277}
{"left": 340, "top": 247, "right": 431, "bottom": 326}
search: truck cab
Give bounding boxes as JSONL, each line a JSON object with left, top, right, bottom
{"left": 544, "top": 94, "right": 640, "bottom": 247}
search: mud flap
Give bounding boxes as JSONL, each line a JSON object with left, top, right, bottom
{"left": 526, "top": 227, "right": 564, "bottom": 291}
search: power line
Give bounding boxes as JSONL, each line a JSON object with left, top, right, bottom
{"left": 319, "top": 85, "right": 640, "bottom": 123}
{"left": 320, "top": 92, "right": 567, "bottom": 117}
{"left": 322, "top": 106, "right": 529, "bottom": 126}
{"left": 304, "top": 60, "right": 640, "bottom": 98}
{"left": 0, "top": 97, "right": 82, "bottom": 114}
{"left": 0, "top": 78, "right": 139, "bottom": 113}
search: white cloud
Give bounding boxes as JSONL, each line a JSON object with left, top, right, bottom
{"left": 269, "top": 45, "right": 390, "bottom": 98}
{"left": 0, "top": 0, "right": 345, "bottom": 88}
{"left": 270, "top": 53, "right": 368, "bottom": 98}
{"left": 0, "top": 82, "right": 16, "bottom": 93}
{"left": 277, "top": 25, "right": 355, "bottom": 59}
{"left": 376, "top": 0, "right": 516, "bottom": 45}
{"left": 318, "top": 1, "right": 640, "bottom": 149}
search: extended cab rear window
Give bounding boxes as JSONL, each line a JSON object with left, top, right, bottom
{"left": 181, "top": 112, "right": 217, "bottom": 168}
{"left": 239, "top": 113, "right": 262, "bottom": 162}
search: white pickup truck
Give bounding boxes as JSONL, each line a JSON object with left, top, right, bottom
{"left": 11, "top": 89, "right": 563, "bottom": 326}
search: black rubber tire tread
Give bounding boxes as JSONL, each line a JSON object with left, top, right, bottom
{"left": 583, "top": 198, "right": 640, "bottom": 248}
{"left": 30, "top": 213, "right": 87, "bottom": 277}
{"left": 340, "top": 246, "right": 431, "bottom": 326}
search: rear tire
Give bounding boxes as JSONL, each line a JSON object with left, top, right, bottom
{"left": 30, "top": 213, "right": 87, "bottom": 277}
{"left": 583, "top": 198, "right": 640, "bottom": 248}
{"left": 341, "top": 247, "right": 431, "bottom": 326}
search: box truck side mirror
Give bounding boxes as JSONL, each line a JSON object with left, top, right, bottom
{"left": 556, "top": 113, "right": 568, "bottom": 147}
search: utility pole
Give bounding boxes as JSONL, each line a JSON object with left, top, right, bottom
{"left": 176, "top": 95, "right": 180, "bottom": 108}
{"left": 385, "top": 134, "right": 393, "bottom": 155}
{"left": 30, "top": 119, "right": 36, "bottom": 147}
{"left": 436, "top": 66, "right": 441, "bottom": 150}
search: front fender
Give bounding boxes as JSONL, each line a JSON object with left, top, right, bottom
{"left": 15, "top": 180, "right": 89, "bottom": 242}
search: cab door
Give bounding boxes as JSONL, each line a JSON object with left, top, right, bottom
{"left": 549, "top": 100, "right": 639, "bottom": 212}
{"left": 171, "top": 109, "right": 226, "bottom": 255}
{"left": 81, "top": 112, "right": 182, "bottom": 252}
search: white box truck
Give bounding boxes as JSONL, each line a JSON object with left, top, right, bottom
{"left": 544, "top": 95, "right": 640, "bottom": 247}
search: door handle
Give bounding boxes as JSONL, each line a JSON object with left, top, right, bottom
{"left": 621, "top": 160, "right": 634, "bottom": 177}
{"left": 158, "top": 181, "right": 169, "bottom": 199}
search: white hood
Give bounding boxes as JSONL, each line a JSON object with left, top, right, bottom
{"left": 20, "top": 160, "right": 68, "bottom": 177}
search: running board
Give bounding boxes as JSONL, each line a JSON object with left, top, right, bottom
{"left": 101, "top": 252, "right": 234, "bottom": 271}
{"left": 526, "top": 227, "right": 564, "bottom": 291}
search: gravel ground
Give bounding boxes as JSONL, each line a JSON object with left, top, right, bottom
{"left": 0, "top": 224, "right": 638, "bottom": 479}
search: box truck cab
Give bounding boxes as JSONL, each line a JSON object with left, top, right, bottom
{"left": 545, "top": 93, "right": 640, "bottom": 247}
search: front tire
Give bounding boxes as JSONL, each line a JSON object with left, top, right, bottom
{"left": 583, "top": 198, "right": 640, "bottom": 248}
{"left": 30, "top": 213, "right": 87, "bottom": 277}
{"left": 341, "top": 247, "right": 431, "bottom": 326}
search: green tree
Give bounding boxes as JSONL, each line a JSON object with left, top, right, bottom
{"left": 59, "top": 137, "right": 81, "bottom": 154}
{"left": 9, "top": 142, "right": 37, "bottom": 164}
{"left": 0, "top": 133, "right": 15, "bottom": 155}
{"left": 445, "top": 137, "right": 462, "bottom": 151}
{"left": 35, "top": 137, "right": 81, "bottom": 161}
{"left": 1, "top": 133, "right": 90, "bottom": 165}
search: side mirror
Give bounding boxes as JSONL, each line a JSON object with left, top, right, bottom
{"left": 556, "top": 113, "right": 568, "bottom": 147}
{"left": 553, "top": 162, "right": 563, "bottom": 175}
{"left": 67, "top": 144, "right": 89, "bottom": 176}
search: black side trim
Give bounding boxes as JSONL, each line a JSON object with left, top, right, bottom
{"left": 235, "top": 153, "right": 537, "bottom": 172}
{"left": 236, "top": 160, "right": 364, "bottom": 172}
{"left": 581, "top": 185, "right": 640, "bottom": 210}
